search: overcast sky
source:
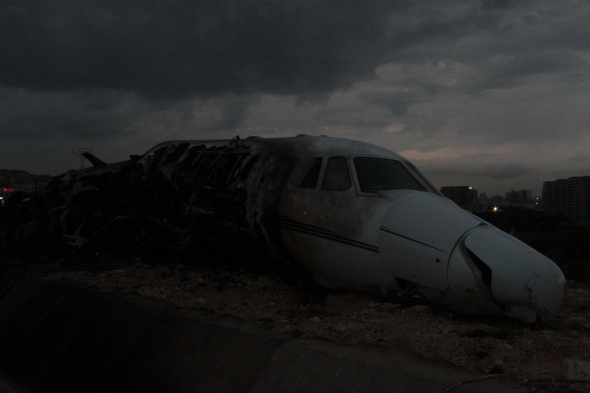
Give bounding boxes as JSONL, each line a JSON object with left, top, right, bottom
{"left": 1, "top": 0, "right": 589, "bottom": 196}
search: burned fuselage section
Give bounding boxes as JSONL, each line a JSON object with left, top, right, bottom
{"left": 134, "top": 138, "right": 294, "bottom": 251}
{"left": 9, "top": 135, "right": 566, "bottom": 322}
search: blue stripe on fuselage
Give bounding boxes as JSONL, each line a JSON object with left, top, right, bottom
{"left": 278, "top": 216, "right": 379, "bottom": 253}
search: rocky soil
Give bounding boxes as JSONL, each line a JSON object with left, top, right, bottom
{"left": 2, "top": 249, "right": 590, "bottom": 393}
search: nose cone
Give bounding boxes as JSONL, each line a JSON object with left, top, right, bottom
{"left": 379, "top": 191, "right": 482, "bottom": 290}
{"left": 463, "top": 226, "right": 566, "bottom": 322}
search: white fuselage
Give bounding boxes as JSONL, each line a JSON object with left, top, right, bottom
{"left": 138, "top": 135, "right": 566, "bottom": 322}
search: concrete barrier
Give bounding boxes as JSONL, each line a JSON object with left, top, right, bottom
{"left": 0, "top": 278, "right": 527, "bottom": 392}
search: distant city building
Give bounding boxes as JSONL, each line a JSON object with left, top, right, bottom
{"left": 440, "top": 186, "right": 478, "bottom": 209}
{"left": 505, "top": 190, "right": 532, "bottom": 206}
{"left": 490, "top": 195, "right": 503, "bottom": 206}
{"left": 0, "top": 169, "right": 50, "bottom": 205}
{"left": 477, "top": 193, "right": 504, "bottom": 211}
{"left": 0, "top": 170, "right": 34, "bottom": 193}
{"left": 542, "top": 176, "right": 590, "bottom": 220}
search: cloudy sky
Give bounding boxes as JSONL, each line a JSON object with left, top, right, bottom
{"left": 1, "top": 0, "right": 589, "bottom": 196}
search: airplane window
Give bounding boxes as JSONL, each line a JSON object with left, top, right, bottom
{"left": 298, "top": 158, "right": 322, "bottom": 188}
{"left": 354, "top": 157, "right": 426, "bottom": 192}
{"left": 322, "top": 157, "right": 351, "bottom": 191}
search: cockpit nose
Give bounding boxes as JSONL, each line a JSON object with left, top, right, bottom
{"left": 455, "top": 225, "right": 566, "bottom": 322}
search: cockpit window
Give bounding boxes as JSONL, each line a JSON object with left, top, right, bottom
{"left": 298, "top": 158, "right": 322, "bottom": 188}
{"left": 407, "top": 162, "right": 441, "bottom": 195}
{"left": 322, "top": 157, "right": 351, "bottom": 191}
{"left": 354, "top": 157, "right": 426, "bottom": 192}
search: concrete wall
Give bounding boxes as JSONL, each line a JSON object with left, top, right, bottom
{"left": 0, "top": 278, "right": 526, "bottom": 393}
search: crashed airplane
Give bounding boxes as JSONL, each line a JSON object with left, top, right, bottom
{"left": 17, "top": 135, "right": 565, "bottom": 322}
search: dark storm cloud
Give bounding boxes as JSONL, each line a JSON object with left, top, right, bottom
{"left": 482, "top": 0, "right": 516, "bottom": 11}
{"left": 381, "top": 1, "right": 590, "bottom": 97}
{"left": 480, "top": 51, "right": 590, "bottom": 91}
{"left": 0, "top": 87, "right": 252, "bottom": 140}
{"left": 361, "top": 90, "right": 425, "bottom": 117}
{"left": 0, "top": 88, "right": 154, "bottom": 138}
{"left": 0, "top": 0, "right": 412, "bottom": 98}
{"left": 180, "top": 94, "right": 251, "bottom": 132}
{"left": 2, "top": 0, "right": 541, "bottom": 100}
{"left": 423, "top": 160, "right": 533, "bottom": 181}
{"left": 2, "top": 0, "right": 590, "bottom": 186}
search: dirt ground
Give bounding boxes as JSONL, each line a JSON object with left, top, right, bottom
{"left": 2, "top": 250, "right": 590, "bottom": 393}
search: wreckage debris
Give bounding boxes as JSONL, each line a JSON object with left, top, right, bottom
{"left": 5, "top": 135, "right": 566, "bottom": 322}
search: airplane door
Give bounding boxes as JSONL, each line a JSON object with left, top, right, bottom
{"left": 280, "top": 157, "right": 383, "bottom": 289}
{"left": 283, "top": 157, "right": 355, "bottom": 232}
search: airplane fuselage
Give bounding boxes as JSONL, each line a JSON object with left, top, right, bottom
{"left": 131, "top": 135, "right": 565, "bottom": 322}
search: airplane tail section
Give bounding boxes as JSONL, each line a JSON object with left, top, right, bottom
{"left": 82, "top": 152, "right": 107, "bottom": 167}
